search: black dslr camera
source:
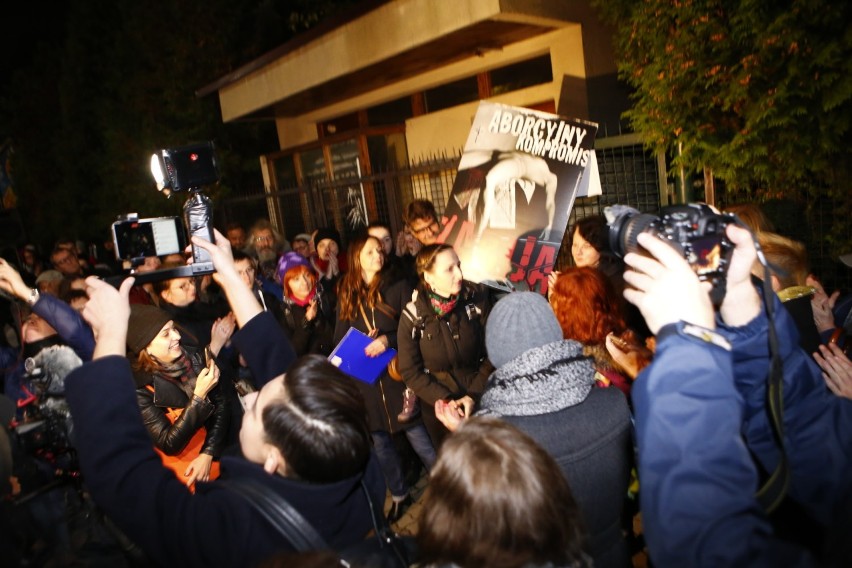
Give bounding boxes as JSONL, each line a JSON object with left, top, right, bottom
{"left": 606, "top": 203, "right": 735, "bottom": 304}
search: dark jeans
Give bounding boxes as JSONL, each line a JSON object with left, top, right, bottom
{"left": 372, "top": 424, "right": 436, "bottom": 497}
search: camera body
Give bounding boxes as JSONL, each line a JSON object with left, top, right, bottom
{"left": 607, "top": 203, "right": 735, "bottom": 304}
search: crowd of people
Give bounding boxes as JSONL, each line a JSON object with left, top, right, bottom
{"left": 1, "top": 198, "right": 851, "bottom": 567}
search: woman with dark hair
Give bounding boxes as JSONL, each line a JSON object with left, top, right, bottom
{"left": 276, "top": 251, "right": 334, "bottom": 356}
{"left": 549, "top": 267, "right": 648, "bottom": 397}
{"left": 333, "top": 233, "right": 436, "bottom": 522}
{"left": 418, "top": 417, "right": 589, "bottom": 568}
{"left": 127, "top": 304, "right": 233, "bottom": 487}
{"left": 565, "top": 215, "right": 650, "bottom": 341}
{"left": 396, "top": 243, "right": 493, "bottom": 446}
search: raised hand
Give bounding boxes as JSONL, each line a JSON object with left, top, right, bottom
{"left": 622, "top": 232, "right": 715, "bottom": 335}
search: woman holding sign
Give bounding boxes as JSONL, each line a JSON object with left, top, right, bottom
{"left": 333, "top": 233, "right": 436, "bottom": 523}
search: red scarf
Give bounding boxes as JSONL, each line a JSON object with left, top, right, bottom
{"left": 289, "top": 286, "right": 317, "bottom": 307}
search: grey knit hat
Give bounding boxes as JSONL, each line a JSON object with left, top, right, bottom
{"left": 486, "top": 291, "right": 564, "bottom": 368}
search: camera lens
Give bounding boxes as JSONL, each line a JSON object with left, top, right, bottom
{"left": 608, "top": 211, "right": 658, "bottom": 258}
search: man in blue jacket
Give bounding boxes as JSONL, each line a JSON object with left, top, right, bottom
{"left": 623, "top": 224, "right": 852, "bottom": 566}
{"left": 63, "top": 232, "right": 386, "bottom": 567}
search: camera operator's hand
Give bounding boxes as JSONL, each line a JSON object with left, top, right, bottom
{"left": 718, "top": 224, "right": 761, "bottom": 327}
{"left": 0, "top": 258, "right": 31, "bottom": 300}
{"left": 623, "top": 232, "right": 715, "bottom": 335}
{"left": 83, "top": 276, "right": 135, "bottom": 359}
{"left": 192, "top": 230, "right": 263, "bottom": 329}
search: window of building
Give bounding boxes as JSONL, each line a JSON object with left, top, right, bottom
{"left": 367, "top": 97, "right": 413, "bottom": 126}
{"left": 424, "top": 76, "right": 480, "bottom": 113}
{"left": 490, "top": 54, "right": 553, "bottom": 95}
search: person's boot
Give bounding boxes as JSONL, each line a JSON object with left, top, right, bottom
{"left": 397, "top": 388, "right": 420, "bottom": 423}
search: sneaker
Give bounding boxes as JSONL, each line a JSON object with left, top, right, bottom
{"left": 397, "top": 388, "right": 420, "bottom": 423}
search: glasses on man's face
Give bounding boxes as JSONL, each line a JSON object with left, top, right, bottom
{"left": 54, "top": 254, "right": 76, "bottom": 266}
{"left": 410, "top": 220, "right": 439, "bottom": 237}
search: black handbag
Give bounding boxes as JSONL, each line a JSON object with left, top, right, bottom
{"left": 221, "top": 477, "right": 415, "bottom": 567}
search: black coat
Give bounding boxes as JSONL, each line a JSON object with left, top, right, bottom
{"left": 65, "top": 312, "right": 384, "bottom": 568}
{"left": 132, "top": 346, "right": 229, "bottom": 458}
{"left": 396, "top": 282, "right": 493, "bottom": 405}
{"left": 278, "top": 285, "right": 335, "bottom": 356}
{"left": 334, "top": 279, "right": 414, "bottom": 433}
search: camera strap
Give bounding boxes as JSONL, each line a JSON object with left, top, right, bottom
{"left": 753, "top": 248, "right": 790, "bottom": 514}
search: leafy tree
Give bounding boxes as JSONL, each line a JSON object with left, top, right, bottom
{"left": 596, "top": 0, "right": 852, "bottom": 256}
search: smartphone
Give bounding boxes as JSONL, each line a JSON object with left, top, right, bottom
{"left": 111, "top": 216, "right": 187, "bottom": 262}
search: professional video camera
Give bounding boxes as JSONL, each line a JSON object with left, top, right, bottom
{"left": 14, "top": 345, "right": 82, "bottom": 470}
{"left": 111, "top": 141, "right": 218, "bottom": 284}
{"left": 605, "top": 203, "right": 735, "bottom": 304}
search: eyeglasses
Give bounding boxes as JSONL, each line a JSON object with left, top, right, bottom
{"left": 410, "top": 220, "right": 440, "bottom": 237}
{"left": 53, "top": 254, "right": 77, "bottom": 266}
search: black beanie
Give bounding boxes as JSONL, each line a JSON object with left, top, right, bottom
{"left": 313, "top": 227, "right": 340, "bottom": 248}
{"left": 127, "top": 305, "right": 173, "bottom": 354}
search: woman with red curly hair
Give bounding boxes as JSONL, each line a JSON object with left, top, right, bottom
{"left": 548, "top": 267, "right": 645, "bottom": 397}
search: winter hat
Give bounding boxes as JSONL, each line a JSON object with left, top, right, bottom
{"left": 313, "top": 227, "right": 340, "bottom": 249}
{"left": 127, "top": 304, "right": 172, "bottom": 354}
{"left": 276, "top": 251, "right": 312, "bottom": 284}
{"left": 486, "top": 291, "right": 564, "bottom": 368}
{"left": 292, "top": 233, "right": 312, "bottom": 244}
{"left": 36, "top": 270, "right": 64, "bottom": 285}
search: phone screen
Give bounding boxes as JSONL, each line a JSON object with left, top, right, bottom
{"left": 112, "top": 217, "right": 186, "bottom": 261}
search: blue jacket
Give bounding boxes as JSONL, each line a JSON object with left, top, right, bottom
{"left": 2, "top": 294, "right": 94, "bottom": 407}
{"left": 633, "top": 295, "right": 852, "bottom": 567}
{"left": 65, "top": 311, "right": 385, "bottom": 568}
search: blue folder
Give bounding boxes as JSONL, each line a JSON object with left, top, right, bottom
{"left": 328, "top": 327, "right": 396, "bottom": 384}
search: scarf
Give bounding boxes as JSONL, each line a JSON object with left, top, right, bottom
{"left": 152, "top": 349, "right": 195, "bottom": 382}
{"left": 428, "top": 290, "right": 459, "bottom": 317}
{"left": 289, "top": 286, "right": 317, "bottom": 307}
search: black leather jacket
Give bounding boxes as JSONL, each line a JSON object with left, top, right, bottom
{"left": 133, "top": 347, "right": 229, "bottom": 457}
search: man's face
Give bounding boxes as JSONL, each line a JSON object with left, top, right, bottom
{"left": 254, "top": 229, "right": 275, "bottom": 253}
{"left": 227, "top": 228, "right": 246, "bottom": 250}
{"left": 409, "top": 216, "right": 441, "bottom": 246}
{"left": 22, "top": 312, "right": 57, "bottom": 344}
{"left": 234, "top": 259, "right": 256, "bottom": 289}
{"left": 51, "top": 250, "right": 81, "bottom": 277}
{"left": 292, "top": 239, "right": 309, "bottom": 257}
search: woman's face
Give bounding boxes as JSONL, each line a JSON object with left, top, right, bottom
{"left": 316, "top": 239, "right": 338, "bottom": 260}
{"left": 367, "top": 226, "right": 393, "bottom": 256}
{"left": 147, "top": 320, "right": 182, "bottom": 363}
{"left": 287, "top": 271, "right": 313, "bottom": 301}
{"left": 571, "top": 228, "right": 601, "bottom": 268}
{"left": 162, "top": 277, "right": 196, "bottom": 307}
{"left": 425, "top": 249, "right": 463, "bottom": 297}
{"left": 359, "top": 237, "right": 384, "bottom": 280}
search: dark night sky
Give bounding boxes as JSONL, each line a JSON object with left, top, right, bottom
{"left": 0, "top": 5, "right": 68, "bottom": 80}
